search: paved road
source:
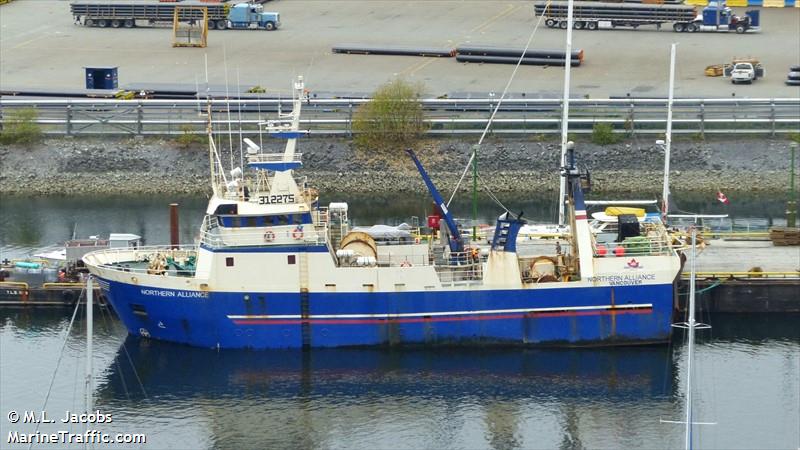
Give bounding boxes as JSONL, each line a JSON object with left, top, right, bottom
{"left": 1, "top": 0, "right": 799, "bottom": 98}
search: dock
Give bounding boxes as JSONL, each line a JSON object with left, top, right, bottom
{"left": 679, "top": 239, "right": 799, "bottom": 313}
{"left": 0, "top": 281, "right": 104, "bottom": 307}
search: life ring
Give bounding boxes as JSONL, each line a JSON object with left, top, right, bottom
{"left": 414, "top": 237, "right": 421, "bottom": 244}
{"left": 291, "top": 226, "right": 304, "bottom": 240}
{"left": 264, "top": 229, "right": 276, "bottom": 242}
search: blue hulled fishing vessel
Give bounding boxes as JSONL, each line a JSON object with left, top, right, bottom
{"left": 84, "top": 78, "right": 681, "bottom": 349}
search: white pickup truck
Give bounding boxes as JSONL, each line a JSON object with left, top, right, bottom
{"left": 726, "top": 60, "right": 765, "bottom": 84}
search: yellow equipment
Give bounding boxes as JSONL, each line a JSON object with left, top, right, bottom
{"left": 173, "top": 5, "right": 208, "bottom": 48}
{"left": 705, "top": 65, "right": 724, "bottom": 77}
{"left": 604, "top": 207, "right": 645, "bottom": 217}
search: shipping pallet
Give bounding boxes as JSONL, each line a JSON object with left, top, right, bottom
{"left": 769, "top": 227, "right": 800, "bottom": 246}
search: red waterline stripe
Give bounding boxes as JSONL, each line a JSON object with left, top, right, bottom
{"left": 231, "top": 308, "right": 652, "bottom": 326}
{"left": 575, "top": 214, "right": 587, "bottom": 220}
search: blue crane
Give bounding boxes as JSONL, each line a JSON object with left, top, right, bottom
{"left": 405, "top": 149, "right": 464, "bottom": 254}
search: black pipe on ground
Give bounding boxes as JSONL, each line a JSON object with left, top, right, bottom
{"left": 456, "top": 46, "right": 584, "bottom": 62}
{"left": 332, "top": 44, "right": 456, "bottom": 57}
{"left": 456, "top": 54, "right": 581, "bottom": 67}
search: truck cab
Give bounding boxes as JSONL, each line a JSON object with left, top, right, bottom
{"left": 698, "top": 1, "right": 759, "bottom": 33}
{"left": 227, "top": 3, "right": 280, "bottom": 30}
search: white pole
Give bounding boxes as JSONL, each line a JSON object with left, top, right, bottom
{"left": 237, "top": 67, "right": 244, "bottom": 173}
{"left": 558, "top": 0, "right": 575, "bottom": 226}
{"left": 685, "top": 226, "right": 697, "bottom": 450}
{"left": 85, "top": 276, "right": 93, "bottom": 412}
{"left": 663, "top": 43, "right": 677, "bottom": 222}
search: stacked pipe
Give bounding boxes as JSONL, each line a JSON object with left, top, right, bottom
{"left": 533, "top": 1, "right": 697, "bottom": 22}
{"left": 786, "top": 65, "right": 800, "bottom": 86}
{"left": 455, "top": 46, "right": 583, "bottom": 67}
{"left": 332, "top": 44, "right": 456, "bottom": 58}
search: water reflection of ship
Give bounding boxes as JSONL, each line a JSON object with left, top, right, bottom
{"left": 98, "top": 337, "right": 677, "bottom": 448}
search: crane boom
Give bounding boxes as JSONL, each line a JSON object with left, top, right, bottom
{"left": 405, "top": 149, "right": 464, "bottom": 253}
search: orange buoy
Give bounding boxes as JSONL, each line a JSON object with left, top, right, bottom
{"left": 613, "top": 245, "right": 626, "bottom": 257}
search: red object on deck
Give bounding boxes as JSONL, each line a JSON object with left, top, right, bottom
{"left": 596, "top": 245, "right": 607, "bottom": 256}
{"left": 427, "top": 215, "right": 441, "bottom": 230}
{"left": 613, "top": 246, "right": 626, "bottom": 257}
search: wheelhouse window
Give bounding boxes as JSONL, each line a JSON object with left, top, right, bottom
{"left": 217, "top": 213, "right": 314, "bottom": 228}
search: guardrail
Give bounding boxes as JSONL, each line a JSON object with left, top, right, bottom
{"left": 681, "top": 271, "right": 800, "bottom": 279}
{"left": 1, "top": 97, "right": 798, "bottom": 137}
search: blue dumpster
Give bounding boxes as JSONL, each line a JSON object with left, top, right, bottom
{"left": 85, "top": 67, "right": 118, "bottom": 90}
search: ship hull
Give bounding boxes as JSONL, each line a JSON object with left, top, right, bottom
{"left": 98, "top": 277, "right": 675, "bottom": 349}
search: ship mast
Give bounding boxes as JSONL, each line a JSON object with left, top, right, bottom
{"left": 266, "top": 76, "right": 306, "bottom": 199}
{"left": 661, "top": 218, "right": 718, "bottom": 448}
{"left": 557, "top": 0, "right": 576, "bottom": 226}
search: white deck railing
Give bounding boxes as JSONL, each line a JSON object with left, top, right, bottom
{"left": 84, "top": 245, "right": 199, "bottom": 276}
{"left": 199, "top": 215, "right": 328, "bottom": 249}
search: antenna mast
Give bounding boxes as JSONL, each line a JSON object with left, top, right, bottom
{"left": 663, "top": 43, "right": 677, "bottom": 222}
{"left": 85, "top": 276, "right": 93, "bottom": 413}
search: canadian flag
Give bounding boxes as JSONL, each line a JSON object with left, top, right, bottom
{"left": 716, "top": 190, "right": 730, "bottom": 205}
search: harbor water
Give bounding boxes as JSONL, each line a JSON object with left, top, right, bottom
{"left": 0, "top": 310, "right": 798, "bottom": 449}
{"left": 0, "top": 194, "right": 798, "bottom": 449}
{"left": 0, "top": 193, "right": 789, "bottom": 259}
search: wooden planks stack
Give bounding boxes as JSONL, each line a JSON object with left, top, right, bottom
{"left": 769, "top": 227, "right": 800, "bottom": 246}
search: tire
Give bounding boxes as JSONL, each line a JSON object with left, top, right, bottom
{"left": 787, "top": 72, "right": 800, "bottom": 80}
{"left": 265, "top": 21, "right": 275, "bottom": 31}
{"left": 736, "top": 25, "right": 745, "bottom": 34}
{"left": 673, "top": 23, "right": 685, "bottom": 32}
{"left": 785, "top": 79, "right": 800, "bottom": 86}
{"left": 790, "top": 65, "right": 800, "bottom": 72}
{"left": 111, "top": 19, "right": 121, "bottom": 28}
{"left": 586, "top": 21, "right": 598, "bottom": 30}
{"left": 559, "top": 21, "right": 567, "bottom": 29}
{"left": 574, "top": 21, "right": 584, "bottom": 30}
{"left": 85, "top": 19, "right": 94, "bottom": 27}
{"left": 215, "top": 20, "right": 227, "bottom": 30}
{"left": 97, "top": 19, "right": 108, "bottom": 28}
{"left": 124, "top": 19, "right": 134, "bottom": 28}
{"left": 62, "top": 290, "right": 77, "bottom": 306}
{"left": 686, "top": 23, "right": 698, "bottom": 32}
{"left": 545, "top": 18, "right": 556, "bottom": 27}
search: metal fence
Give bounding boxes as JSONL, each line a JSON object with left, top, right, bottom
{"left": 0, "top": 97, "right": 798, "bottom": 137}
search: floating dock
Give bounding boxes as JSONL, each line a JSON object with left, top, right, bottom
{"left": 678, "top": 239, "right": 799, "bottom": 313}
